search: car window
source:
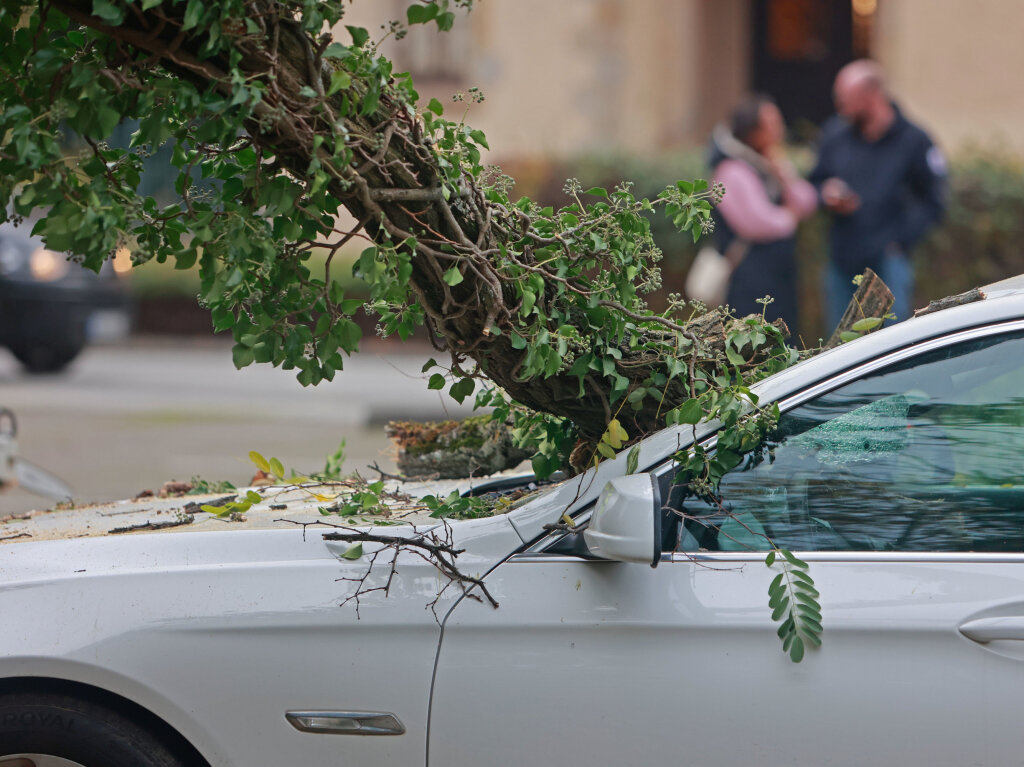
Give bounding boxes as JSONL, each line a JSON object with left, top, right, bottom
{"left": 665, "top": 330, "right": 1024, "bottom": 553}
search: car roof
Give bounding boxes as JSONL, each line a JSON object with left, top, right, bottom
{"left": 981, "top": 273, "right": 1024, "bottom": 297}
{"left": 753, "top": 278, "right": 1024, "bottom": 404}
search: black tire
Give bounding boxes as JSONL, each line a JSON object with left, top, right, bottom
{"left": 7, "top": 342, "right": 83, "bottom": 374}
{"left": 0, "top": 692, "right": 188, "bottom": 767}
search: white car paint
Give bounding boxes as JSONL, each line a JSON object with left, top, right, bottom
{"left": 2, "top": 278, "right": 1024, "bottom": 765}
{"left": 431, "top": 553, "right": 1024, "bottom": 766}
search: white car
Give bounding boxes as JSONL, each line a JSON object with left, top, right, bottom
{"left": 3, "top": 276, "right": 1024, "bottom": 767}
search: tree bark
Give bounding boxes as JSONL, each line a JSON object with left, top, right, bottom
{"left": 825, "top": 268, "right": 894, "bottom": 349}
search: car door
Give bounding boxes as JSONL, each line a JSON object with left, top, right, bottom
{"left": 429, "top": 322, "right": 1024, "bottom": 767}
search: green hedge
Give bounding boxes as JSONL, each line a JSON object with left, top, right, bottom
{"left": 916, "top": 150, "right": 1024, "bottom": 304}
{"left": 514, "top": 148, "right": 1024, "bottom": 344}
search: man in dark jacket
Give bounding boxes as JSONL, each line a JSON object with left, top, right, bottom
{"left": 810, "top": 60, "right": 946, "bottom": 329}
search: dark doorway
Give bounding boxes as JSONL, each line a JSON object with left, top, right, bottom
{"left": 752, "top": 0, "right": 876, "bottom": 138}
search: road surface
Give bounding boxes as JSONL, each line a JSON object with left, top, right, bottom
{"left": 0, "top": 337, "right": 474, "bottom": 514}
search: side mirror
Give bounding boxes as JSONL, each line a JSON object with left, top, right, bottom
{"left": 584, "top": 473, "right": 662, "bottom": 568}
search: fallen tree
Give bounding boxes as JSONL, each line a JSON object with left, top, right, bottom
{"left": 0, "top": 0, "right": 798, "bottom": 475}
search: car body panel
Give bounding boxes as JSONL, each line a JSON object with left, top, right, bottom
{"left": 0, "top": 522, "right": 522, "bottom": 766}
{"left": 432, "top": 551, "right": 1024, "bottom": 766}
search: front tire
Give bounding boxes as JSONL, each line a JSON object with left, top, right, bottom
{"left": 0, "top": 692, "right": 188, "bottom": 767}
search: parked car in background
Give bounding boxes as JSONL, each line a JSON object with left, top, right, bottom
{"left": 0, "top": 221, "right": 131, "bottom": 373}
{"left": 2, "top": 275, "right": 1024, "bottom": 766}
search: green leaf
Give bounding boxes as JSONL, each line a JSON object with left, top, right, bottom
{"left": 794, "top": 583, "right": 821, "bottom": 600}
{"left": 248, "top": 451, "right": 271, "bottom": 473}
{"left": 781, "top": 549, "right": 809, "bottom": 569}
{"left": 726, "top": 347, "right": 746, "bottom": 367}
{"left": 839, "top": 330, "right": 861, "bottom": 343}
{"left": 333, "top": 319, "right": 362, "bottom": 352}
{"left": 443, "top": 266, "right": 464, "bottom": 286}
{"left": 674, "top": 398, "right": 703, "bottom": 425}
{"left": 851, "top": 316, "right": 883, "bottom": 332}
{"left": 211, "top": 306, "right": 234, "bottom": 332}
{"left": 791, "top": 569, "right": 815, "bottom": 585}
{"left": 789, "top": 635, "right": 805, "bottom": 663}
{"left": 327, "top": 70, "right": 352, "bottom": 97}
{"left": 794, "top": 601, "right": 822, "bottom": 621}
{"left": 798, "top": 614, "right": 824, "bottom": 634}
{"left": 232, "top": 344, "right": 255, "bottom": 369}
{"left": 322, "top": 43, "right": 350, "bottom": 60}
{"left": 340, "top": 542, "right": 364, "bottom": 560}
{"left": 427, "top": 97, "right": 444, "bottom": 115}
{"left": 520, "top": 288, "right": 537, "bottom": 316}
{"left": 91, "top": 0, "right": 124, "bottom": 24}
{"left": 770, "top": 596, "right": 790, "bottom": 622}
{"left": 269, "top": 457, "right": 285, "bottom": 479}
{"left": 583, "top": 187, "right": 609, "bottom": 198}
{"left": 428, "top": 373, "right": 446, "bottom": 390}
{"left": 181, "top": 0, "right": 204, "bottom": 31}
{"left": 777, "top": 617, "right": 794, "bottom": 640}
{"left": 626, "top": 445, "right": 640, "bottom": 475}
{"left": 765, "top": 550, "right": 776, "bottom": 566}
{"left": 347, "top": 26, "right": 369, "bottom": 46}
{"left": 450, "top": 377, "right": 475, "bottom": 404}
{"left": 602, "top": 419, "right": 628, "bottom": 449}
{"left": 91, "top": 105, "right": 121, "bottom": 137}
{"left": 407, "top": 2, "right": 439, "bottom": 25}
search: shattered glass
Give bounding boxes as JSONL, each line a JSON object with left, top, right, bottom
{"left": 790, "top": 392, "right": 927, "bottom": 465}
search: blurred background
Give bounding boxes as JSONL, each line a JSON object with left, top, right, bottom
{"left": 4, "top": 0, "right": 1024, "bottom": 513}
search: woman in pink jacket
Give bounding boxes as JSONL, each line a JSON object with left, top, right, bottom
{"left": 709, "top": 94, "right": 817, "bottom": 336}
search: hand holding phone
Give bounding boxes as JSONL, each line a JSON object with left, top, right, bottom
{"left": 822, "top": 177, "right": 861, "bottom": 214}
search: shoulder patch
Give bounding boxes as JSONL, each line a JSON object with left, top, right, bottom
{"left": 926, "top": 145, "right": 947, "bottom": 176}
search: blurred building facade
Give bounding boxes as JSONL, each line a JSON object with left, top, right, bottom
{"left": 348, "top": 0, "right": 1024, "bottom": 159}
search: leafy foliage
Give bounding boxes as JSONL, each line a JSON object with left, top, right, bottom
{"left": 0, "top": 0, "right": 787, "bottom": 461}
{"left": 915, "top": 149, "right": 1024, "bottom": 302}
{"left": 0, "top": 0, "right": 813, "bottom": 658}
{"left": 202, "top": 447, "right": 507, "bottom": 522}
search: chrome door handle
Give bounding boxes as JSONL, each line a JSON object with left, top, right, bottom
{"left": 959, "top": 617, "right": 1024, "bottom": 644}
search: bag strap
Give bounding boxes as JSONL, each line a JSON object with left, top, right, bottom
{"left": 723, "top": 238, "right": 750, "bottom": 268}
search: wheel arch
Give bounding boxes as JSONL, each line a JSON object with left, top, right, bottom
{"left": 0, "top": 676, "right": 212, "bottom": 767}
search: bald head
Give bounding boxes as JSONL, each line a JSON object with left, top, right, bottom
{"left": 833, "top": 59, "right": 892, "bottom": 138}
{"left": 835, "top": 60, "right": 886, "bottom": 100}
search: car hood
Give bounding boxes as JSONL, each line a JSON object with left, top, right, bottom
{"left": 0, "top": 477, "right": 537, "bottom": 592}
{"left": 0, "top": 480, "right": 458, "bottom": 544}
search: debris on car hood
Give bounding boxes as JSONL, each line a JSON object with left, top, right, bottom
{"left": 0, "top": 471, "right": 550, "bottom": 544}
